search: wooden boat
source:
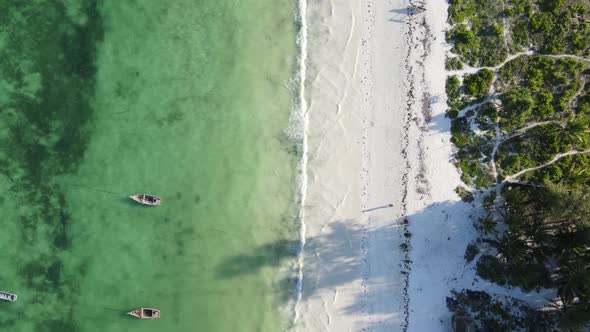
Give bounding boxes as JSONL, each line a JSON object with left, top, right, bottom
{"left": 129, "top": 194, "right": 161, "bottom": 206}
{"left": 0, "top": 291, "right": 17, "bottom": 302}
{"left": 127, "top": 307, "right": 160, "bottom": 319}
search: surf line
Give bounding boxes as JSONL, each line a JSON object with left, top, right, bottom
{"left": 293, "top": 0, "right": 308, "bottom": 325}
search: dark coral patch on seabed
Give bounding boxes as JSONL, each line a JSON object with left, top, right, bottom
{"left": 0, "top": 0, "right": 103, "bottom": 330}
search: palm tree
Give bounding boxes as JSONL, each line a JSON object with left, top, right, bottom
{"left": 485, "top": 233, "right": 536, "bottom": 287}
{"left": 559, "top": 118, "right": 589, "bottom": 149}
{"left": 553, "top": 259, "right": 589, "bottom": 306}
{"left": 547, "top": 184, "right": 590, "bottom": 230}
{"left": 479, "top": 216, "right": 497, "bottom": 234}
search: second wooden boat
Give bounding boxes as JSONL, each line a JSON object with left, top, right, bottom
{"left": 0, "top": 291, "right": 17, "bottom": 302}
{"left": 129, "top": 194, "right": 161, "bottom": 206}
{"left": 127, "top": 307, "right": 160, "bottom": 319}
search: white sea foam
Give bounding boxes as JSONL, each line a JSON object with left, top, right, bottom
{"left": 289, "top": 0, "right": 309, "bottom": 325}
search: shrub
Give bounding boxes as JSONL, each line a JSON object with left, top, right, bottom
{"left": 465, "top": 243, "right": 480, "bottom": 263}
{"left": 500, "top": 87, "right": 535, "bottom": 130}
{"left": 452, "top": 131, "right": 472, "bottom": 147}
{"left": 572, "top": 32, "right": 589, "bottom": 52}
{"left": 479, "top": 216, "right": 497, "bottom": 234}
{"left": 491, "top": 24, "right": 503, "bottom": 36}
{"left": 540, "top": 0, "right": 565, "bottom": 13}
{"left": 458, "top": 160, "right": 478, "bottom": 177}
{"left": 571, "top": 3, "right": 589, "bottom": 16}
{"left": 526, "top": 68, "right": 544, "bottom": 90}
{"left": 530, "top": 12, "right": 555, "bottom": 33}
{"left": 447, "top": 108, "right": 459, "bottom": 119}
{"left": 464, "top": 69, "right": 494, "bottom": 98}
{"left": 446, "top": 75, "right": 461, "bottom": 99}
{"left": 451, "top": 117, "right": 472, "bottom": 147}
{"left": 483, "top": 191, "right": 496, "bottom": 209}
{"left": 447, "top": 24, "right": 481, "bottom": 65}
{"left": 445, "top": 57, "right": 464, "bottom": 70}
{"left": 475, "top": 174, "right": 495, "bottom": 188}
{"left": 447, "top": 24, "right": 476, "bottom": 46}
{"left": 479, "top": 102, "right": 498, "bottom": 122}
{"left": 455, "top": 185, "right": 475, "bottom": 202}
{"left": 478, "top": 36, "right": 508, "bottom": 67}
{"left": 512, "top": 19, "right": 530, "bottom": 48}
{"left": 477, "top": 255, "right": 506, "bottom": 285}
{"left": 534, "top": 89, "right": 554, "bottom": 117}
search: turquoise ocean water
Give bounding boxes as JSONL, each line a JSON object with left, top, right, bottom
{"left": 0, "top": 1, "right": 299, "bottom": 331}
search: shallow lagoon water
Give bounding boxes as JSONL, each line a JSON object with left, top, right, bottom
{"left": 0, "top": 1, "right": 298, "bottom": 331}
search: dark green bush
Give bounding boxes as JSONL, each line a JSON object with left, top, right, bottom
{"left": 464, "top": 69, "right": 495, "bottom": 98}
{"left": 455, "top": 185, "right": 475, "bottom": 202}
{"left": 447, "top": 108, "right": 459, "bottom": 119}
{"left": 479, "top": 216, "right": 498, "bottom": 233}
{"left": 477, "top": 255, "right": 506, "bottom": 285}
{"left": 445, "top": 57, "right": 464, "bottom": 70}
{"left": 483, "top": 191, "right": 496, "bottom": 209}
{"left": 540, "top": 0, "right": 565, "bottom": 14}
{"left": 475, "top": 174, "right": 495, "bottom": 188}
{"left": 479, "top": 102, "right": 498, "bottom": 122}
{"left": 526, "top": 68, "right": 543, "bottom": 90}
{"left": 572, "top": 32, "right": 590, "bottom": 52}
{"left": 446, "top": 75, "right": 461, "bottom": 100}
{"left": 512, "top": 19, "right": 530, "bottom": 49}
{"left": 533, "top": 89, "right": 554, "bottom": 117}
{"left": 491, "top": 24, "right": 503, "bottom": 36}
{"left": 530, "top": 12, "right": 555, "bottom": 33}
{"left": 578, "top": 103, "right": 590, "bottom": 114}
{"left": 465, "top": 243, "right": 480, "bottom": 263}
{"left": 451, "top": 117, "right": 472, "bottom": 147}
{"left": 500, "top": 87, "right": 535, "bottom": 130}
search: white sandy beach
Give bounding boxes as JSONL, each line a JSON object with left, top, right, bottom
{"left": 295, "top": 0, "right": 478, "bottom": 330}
{"left": 298, "top": 0, "right": 423, "bottom": 330}
{"left": 296, "top": 0, "right": 557, "bottom": 331}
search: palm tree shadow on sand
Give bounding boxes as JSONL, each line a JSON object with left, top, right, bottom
{"left": 215, "top": 199, "right": 482, "bottom": 331}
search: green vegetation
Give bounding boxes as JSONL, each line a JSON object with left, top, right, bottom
{"left": 447, "top": 290, "right": 557, "bottom": 330}
{"left": 446, "top": 0, "right": 590, "bottom": 329}
{"left": 478, "top": 216, "right": 497, "bottom": 234}
{"left": 445, "top": 56, "right": 464, "bottom": 70}
{"left": 457, "top": 159, "right": 495, "bottom": 188}
{"left": 482, "top": 184, "right": 590, "bottom": 329}
{"left": 498, "top": 56, "right": 586, "bottom": 120}
{"left": 451, "top": 116, "right": 472, "bottom": 148}
{"left": 483, "top": 191, "right": 496, "bottom": 210}
{"left": 446, "top": 75, "right": 461, "bottom": 99}
{"left": 446, "top": 0, "right": 509, "bottom": 67}
{"left": 455, "top": 185, "right": 475, "bottom": 202}
{"left": 495, "top": 119, "right": 590, "bottom": 177}
{"left": 451, "top": 55, "right": 589, "bottom": 182}
{"left": 499, "top": 87, "right": 535, "bottom": 130}
{"left": 447, "top": 0, "right": 590, "bottom": 68}
{"left": 526, "top": 153, "right": 590, "bottom": 185}
{"left": 525, "top": 1, "right": 590, "bottom": 54}
{"left": 463, "top": 69, "right": 494, "bottom": 98}
{"left": 464, "top": 243, "right": 480, "bottom": 263}
{"left": 446, "top": 75, "right": 463, "bottom": 118}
